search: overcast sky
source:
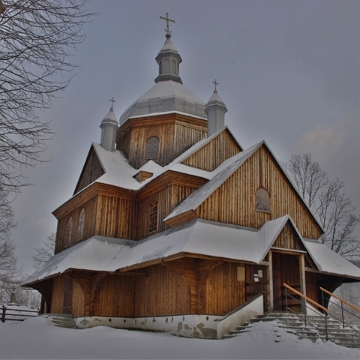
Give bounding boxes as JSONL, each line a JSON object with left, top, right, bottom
{"left": 13, "top": 0, "right": 360, "bottom": 275}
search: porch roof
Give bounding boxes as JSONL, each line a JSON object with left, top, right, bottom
{"left": 23, "top": 216, "right": 360, "bottom": 286}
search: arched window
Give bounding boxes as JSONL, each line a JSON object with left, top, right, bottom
{"left": 65, "top": 217, "right": 73, "bottom": 246}
{"left": 163, "top": 59, "right": 170, "bottom": 74}
{"left": 77, "top": 208, "right": 85, "bottom": 241}
{"left": 171, "top": 59, "right": 177, "bottom": 75}
{"left": 149, "top": 199, "right": 158, "bottom": 235}
{"left": 146, "top": 137, "right": 159, "bottom": 160}
{"left": 256, "top": 188, "right": 270, "bottom": 212}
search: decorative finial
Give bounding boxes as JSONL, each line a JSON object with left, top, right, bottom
{"left": 160, "top": 12, "right": 175, "bottom": 39}
{"left": 213, "top": 79, "right": 218, "bottom": 92}
{"left": 109, "top": 97, "right": 116, "bottom": 109}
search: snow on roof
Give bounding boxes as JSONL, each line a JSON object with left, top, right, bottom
{"left": 303, "top": 238, "right": 360, "bottom": 279}
{"left": 92, "top": 143, "right": 140, "bottom": 190}
{"left": 27, "top": 215, "right": 355, "bottom": 288}
{"left": 137, "top": 160, "right": 163, "bottom": 174}
{"left": 23, "top": 237, "right": 135, "bottom": 285}
{"left": 119, "top": 81, "right": 206, "bottom": 123}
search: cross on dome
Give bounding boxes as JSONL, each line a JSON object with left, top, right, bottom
{"left": 160, "top": 12, "right": 175, "bottom": 38}
{"left": 213, "top": 79, "right": 218, "bottom": 92}
{"left": 109, "top": 97, "right": 116, "bottom": 108}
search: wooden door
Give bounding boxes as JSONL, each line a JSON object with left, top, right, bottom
{"left": 63, "top": 278, "right": 73, "bottom": 314}
{"left": 272, "top": 253, "right": 301, "bottom": 312}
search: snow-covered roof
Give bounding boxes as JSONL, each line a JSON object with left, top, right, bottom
{"left": 303, "top": 238, "right": 360, "bottom": 279}
{"left": 119, "top": 80, "right": 206, "bottom": 124}
{"left": 77, "top": 126, "right": 241, "bottom": 193}
{"left": 23, "top": 216, "right": 360, "bottom": 286}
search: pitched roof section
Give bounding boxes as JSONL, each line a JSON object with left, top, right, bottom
{"left": 73, "top": 127, "right": 241, "bottom": 195}
{"left": 23, "top": 216, "right": 360, "bottom": 287}
{"left": 164, "top": 141, "right": 262, "bottom": 222}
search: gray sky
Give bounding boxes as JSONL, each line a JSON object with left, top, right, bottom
{"left": 13, "top": 0, "right": 360, "bottom": 275}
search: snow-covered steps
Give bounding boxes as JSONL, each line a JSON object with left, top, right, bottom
{"left": 224, "top": 312, "right": 360, "bottom": 348}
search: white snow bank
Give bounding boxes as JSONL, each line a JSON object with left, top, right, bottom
{"left": 0, "top": 315, "right": 359, "bottom": 359}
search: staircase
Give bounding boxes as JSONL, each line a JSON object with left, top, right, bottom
{"left": 45, "top": 314, "right": 78, "bottom": 329}
{"left": 224, "top": 312, "right": 360, "bottom": 348}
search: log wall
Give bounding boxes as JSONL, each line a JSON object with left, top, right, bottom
{"left": 195, "top": 146, "right": 322, "bottom": 239}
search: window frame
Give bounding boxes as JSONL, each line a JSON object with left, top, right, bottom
{"left": 256, "top": 187, "right": 270, "bottom": 212}
{"left": 149, "top": 199, "right": 159, "bottom": 235}
{"left": 77, "top": 208, "right": 85, "bottom": 241}
{"left": 145, "top": 136, "right": 159, "bottom": 160}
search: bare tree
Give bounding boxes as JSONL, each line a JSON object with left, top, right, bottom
{"left": 32, "top": 232, "right": 55, "bottom": 269}
{"left": 0, "top": 0, "right": 93, "bottom": 193}
{"left": 0, "top": 191, "right": 18, "bottom": 303}
{"left": 284, "top": 154, "right": 360, "bottom": 259}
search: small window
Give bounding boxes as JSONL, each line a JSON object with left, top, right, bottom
{"left": 146, "top": 137, "right": 159, "bottom": 160}
{"left": 77, "top": 208, "right": 85, "bottom": 241}
{"left": 65, "top": 217, "right": 73, "bottom": 246}
{"left": 149, "top": 199, "right": 158, "bottom": 235}
{"left": 256, "top": 188, "right": 270, "bottom": 212}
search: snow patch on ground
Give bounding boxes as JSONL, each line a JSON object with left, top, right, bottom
{"left": 1, "top": 316, "right": 360, "bottom": 359}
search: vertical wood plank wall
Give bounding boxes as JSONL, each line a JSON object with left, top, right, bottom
{"left": 55, "top": 197, "right": 98, "bottom": 253}
{"left": 134, "top": 265, "right": 191, "bottom": 317}
{"left": 75, "top": 148, "right": 105, "bottom": 193}
{"left": 95, "top": 196, "right": 138, "bottom": 239}
{"left": 273, "top": 222, "right": 306, "bottom": 251}
{"left": 94, "top": 275, "right": 135, "bottom": 317}
{"left": 50, "top": 277, "right": 65, "bottom": 313}
{"left": 72, "top": 281, "right": 85, "bottom": 317}
{"left": 117, "top": 116, "right": 207, "bottom": 169}
{"left": 305, "top": 271, "right": 319, "bottom": 304}
{"left": 136, "top": 185, "right": 197, "bottom": 239}
{"left": 181, "top": 131, "right": 241, "bottom": 171}
{"left": 205, "top": 263, "right": 246, "bottom": 315}
{"left": 195, "top": 146, "right": 322, "bottom": 239}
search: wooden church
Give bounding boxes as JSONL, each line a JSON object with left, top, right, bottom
{"left": 24, "top": 14, "right": 360, "bottom": 338}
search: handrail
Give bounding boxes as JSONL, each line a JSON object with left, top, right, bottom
{"left": 283, "top": 283, "right": 330, "bottom": 341}
{"left": 283, "top": 283, "right": 328, "bottom": 313}
{"left": 320, "top": 287, "right": 360, "bottom": 313}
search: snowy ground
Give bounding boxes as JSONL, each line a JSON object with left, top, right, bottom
{"left": 1, "top": 315, "right": 360, "bottom": 359}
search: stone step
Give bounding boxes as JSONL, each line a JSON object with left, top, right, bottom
{"left": 225, "top": 312, "right": 360, "bottom": 348}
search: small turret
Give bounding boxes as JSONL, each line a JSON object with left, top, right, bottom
{"left": 205, "top": 80, "right": 227, "bottom": 137}
{"left": 155, "top": 12, "right": 182, "bottom": 84}
{"left": 100, "top": 98, "right": 119, "bottom": 151}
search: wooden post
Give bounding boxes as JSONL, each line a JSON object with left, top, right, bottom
{"left": 1, "top": 305, "right": 6, "bottom": 322}
{"left": 268, "top": 251, "right": 274, "bottom": 312}
{"left": 299, "top": 253, "right": 306, "bottom": 313}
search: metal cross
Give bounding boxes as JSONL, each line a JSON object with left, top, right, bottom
{"left": 213, "top": 79, "right": 218, "bottom": 91}
{"left": 160, "top": 12, "right": 175, "bottom": 36}
{"left": 109, "top": 97, "right": 116, "bottom": 107}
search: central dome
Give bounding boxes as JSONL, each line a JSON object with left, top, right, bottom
{"left": 119, "top": 81, "right": 206, "bottom": 124}
{"left": 119, "top": 33, "right": 206, "bottom": 124}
